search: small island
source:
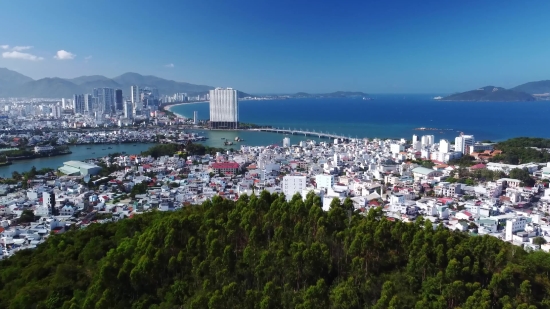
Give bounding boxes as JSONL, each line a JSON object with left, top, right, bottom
{"left": 440, "top": 86, "right": 535, "bottom": 102}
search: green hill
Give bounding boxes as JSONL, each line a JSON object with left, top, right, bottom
{"left": 512, "top": 80, "right": 550, "bottom": 94}
{"left": 1, "top": 192, "right": 549, "bottom": 308}
{"left": 442, "top": 86, "right": 535, "bottom": 101}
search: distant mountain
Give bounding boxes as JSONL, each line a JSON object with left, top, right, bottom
{"left": 441, "top": 86, "right": 535, "bottom": 102}
{"left": 511, "top": 80, "right": 550, "bottom": 95}
{"left": 0, "top": 68, "right": 34, "bottom": 92}
{"left": 67, "top": 75, "right": 113, "bottom": 85}
{"left": 0, "top": 69, "right": 215, "bottom": 98}
{"left": 8, "top": 78, "right": 83, "bottom": 98}
{"left": 79, "top": 79, "right": 122, "bottom": 90}
{"left": 112, "top": 72, "right": 213, "bottom": 95}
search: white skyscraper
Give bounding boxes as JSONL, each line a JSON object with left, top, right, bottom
{"left": 96, "top": 88, "right": 114, "bottom": 114}
{"left": 73, "top": 94, "right": 85, "bottom": 114}
{"left": 283, "top": 137, "right": 291, "bottom": 147}
{"left": 440, "top": 139, "right": 450, "bottom": 153}
{"left": 84, "top": 94, "right": 93, "bottom": 113}
{"left": 455, "top": 134, "right": 475, "bottom": 155}
{"left": 124, "top": 101, "right": 133, "bottom": 119}
{"left": 130, "top": 86, "right": 143, "bottom": 114}
{"left": 412, "top": 134, "right": 418, "bottom": 143}
{"left": 193, "top": 111, "right": 198, "bottom": 125}
{"left": 282, "top": 175, "right": 307, "bottom": 201}
{"left": 209, "top": 87, "right": 238, "bottom": 129}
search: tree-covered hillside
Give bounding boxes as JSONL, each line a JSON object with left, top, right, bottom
{"left": 492, "top": 137, "right": 550, "bottom": 164}
{"left": 1, "top": 192, "right": 550, "bottom": 308}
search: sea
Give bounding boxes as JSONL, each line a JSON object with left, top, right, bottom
{"left": 172, "top": 94, "right": 550, "bottom": 142}
{"left": 2, "top": 94, "right": 549, "bottom": 174}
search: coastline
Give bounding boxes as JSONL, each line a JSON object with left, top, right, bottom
{"left": 164, "top": 101, "right": 208, "bottom": 118}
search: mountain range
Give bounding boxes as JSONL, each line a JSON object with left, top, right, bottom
{"left": 441, "top": 80, "right": 550, "bottom": 101}
{"left": 0, "top": 68, "right": 214, "bottom": 98}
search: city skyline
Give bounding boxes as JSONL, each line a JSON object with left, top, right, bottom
{"left": 2, "top": 1, "right": 550, "bottom": 93}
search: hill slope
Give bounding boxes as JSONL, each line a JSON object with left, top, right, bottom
{"left": 7, "top": 78, "right": 83, "bottom": 98}
{"left": 67, "top": 75, "right": 113, "bottom": 85}
{"left": 0, "top": 192, "right": 548, "bottom": 308}
{"left": 512, "top": 80, "right": 550, "bottom": 94}
{"left": 442, "top": 86, "right": 535, "bottom": 101}
{"left": 0, "top": 68, "right": 34, "bottom": 93}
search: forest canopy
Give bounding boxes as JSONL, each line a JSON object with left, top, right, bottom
{"left": 0, "top": 192, "right": 548, "bottom": 309}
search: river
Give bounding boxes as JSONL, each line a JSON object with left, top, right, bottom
{"left": 0, "top": 143, "right": 156, "bottom": 177}
{"left": 0, "top": 129, "right": 326, "bottom": 175}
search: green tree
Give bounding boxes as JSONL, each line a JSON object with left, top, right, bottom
{"left": 19, "top": 209, "right": 36, "bottom": 223}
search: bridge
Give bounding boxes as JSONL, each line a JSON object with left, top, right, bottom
{"left": 251, "top": 127, "right": 351, "bottom": 140}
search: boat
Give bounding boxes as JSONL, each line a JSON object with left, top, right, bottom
{"left": 108, "top": 147, "right": 112, "bottom": 149}
{"left": 221, "top": 137, "right": 226, "bottom": 140}
{"left": 86, "top": 147, "right": 91, "bottom": 149}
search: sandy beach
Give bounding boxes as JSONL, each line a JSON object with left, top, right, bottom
{"left": 164, "top": 101, "right": 208, "bottom": 118}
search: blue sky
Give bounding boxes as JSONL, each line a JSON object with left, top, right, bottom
{"left": 1, "top": 0, "right": 550, "bottom": 93}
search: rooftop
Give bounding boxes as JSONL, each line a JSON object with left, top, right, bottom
{"left": 63, "top": 160, "right": 100, "bottom": 169}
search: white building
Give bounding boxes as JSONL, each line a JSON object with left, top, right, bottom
{"left": 193, "top": 111, "right": 198, "bottom": 124}
{"left": 283, "top": 137, "right": 291, "bottom": 148}
{"left": 124, "top": 101, "right": 133, "bottom": 119}
{"left": 209, "top": 87, "right": 239, "bottom": 129}
{"left": 505, "top": 217, "right": 529, "bottom": 241}
{"left": 421, "top": 135, "right": 434, "bottom": 147}
{"left": 131, "top": 85, "right": 141, "bottom": 105}
{"left": 72, "top": 94, "right": 85, "bottom": 114}
{"left": 440, "top": 139, "right": 450, "bottom": 153}
{"left": 315, "top": 174, "right": 334, "bottom": 190}
{"left": 390, "top": 143, "right": 404, "bottom": 154}
{"left": 455, "top": 134, "right": 474, "bottom": 155}
{"left": 282, "top": 175, "right": 307, "bottom": 201}
{"left": 84, "top": 94, "right": 93, "bottom": 113}
{"left": 98, "top": 88, "right": 115, "bottom": 114}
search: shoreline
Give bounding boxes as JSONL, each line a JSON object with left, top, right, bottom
{"left": 164, "top": 101, "right": 208, "bottom": 118}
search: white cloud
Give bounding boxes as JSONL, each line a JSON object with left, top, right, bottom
{"left": 2, "top": 51, "right": 43, "bottom": 61}
{"left": 0, "top": 45, "right": 9, "bottom": 50}
{"left": 54, "top": 50, "right": 76, "bottom": 60}
{"left": 11, "top": 46, "right": 33, "bottom": 51}
{"left": 164, "top": 63, "right": 175, "bottom": 68}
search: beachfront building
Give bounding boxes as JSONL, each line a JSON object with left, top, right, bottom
{"left": 455, "top": 133, "right": 475, "bottom": 155}
{"left": 209, "top": 87, "right": 239, "bottom": 129}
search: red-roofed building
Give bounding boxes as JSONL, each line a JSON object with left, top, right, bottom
{"left": 470, "top": 163, "right": 486, "bottom": 171}
{"left": 211, "top": 162, "right": 240, "bottom": 174}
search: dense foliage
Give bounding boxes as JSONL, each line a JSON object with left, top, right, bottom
{"left": 493, "top": 137, "right": 550, "bottom": 164}
{"left": 1, "top": 192, "right": 550, "bottom": 309}
{"left": 141, "top": 144, "right": 181, "bottom": 158}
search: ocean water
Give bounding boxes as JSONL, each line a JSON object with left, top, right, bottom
{"left": 171, "top": 94, "right": 550, "bottom": 142}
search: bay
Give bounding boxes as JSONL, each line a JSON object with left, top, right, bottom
{"left": 171, "top": 94, "right": 550, "bottom": 142}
